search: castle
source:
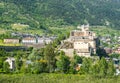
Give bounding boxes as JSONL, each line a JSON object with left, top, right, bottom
{"left": 61, "top": 24, "right": 97, "bottom": 57}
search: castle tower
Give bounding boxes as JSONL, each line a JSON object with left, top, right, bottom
{"left": 80, "top": 24, "right": 89, "bottom": 31}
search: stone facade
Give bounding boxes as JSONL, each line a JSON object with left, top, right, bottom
{"left": 61, "top": 24, "right": 97, "bottom": 57}
{"left": 71, "top": 25, "right": 96, "bottom": 57}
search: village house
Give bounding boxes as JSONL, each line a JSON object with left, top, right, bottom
{"left": 5, "top": 57, "right": 15, "bottom": 70}
{"left": 44, "top": 38, "right": 52, "bottom": 44}
{"left": 22, "top": 37, "right": 54, "bottom": 48}
{"left": 37, "top": 37, "right": 52, "bottom": 44}
{"left": 4, "top": 39, "right": 19, "bottom": 44}
{"left": 104, "top": 47, "right": 112, "bottom": 54}
{"left": 37, "top": 37, "right": 44, "bottom": 44}
{"left": 113, "top": 47, "right": 120, "bottom": 54}
{"left": 22, "top": 37, "right": 36, "bottom": 44}
{"left": 61, "top": 24, "right": 97, "bottom": 57}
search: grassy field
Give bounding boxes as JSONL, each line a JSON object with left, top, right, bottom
{"left": 0, "top": 74, "right": 120, "bottom": 83}
{"left": 11, "top": 23, "right": 29, "bottom": 30}
{"left": 90, "top": 26, "right": 120, "bottom": 36}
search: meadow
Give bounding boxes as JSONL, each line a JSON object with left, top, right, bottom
{"left": 0, "top": 74, "right": 120, "bottom": 83}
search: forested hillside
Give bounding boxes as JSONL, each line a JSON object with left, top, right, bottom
{"left": 0, "top": 0, "right": 120, "bottom": 31}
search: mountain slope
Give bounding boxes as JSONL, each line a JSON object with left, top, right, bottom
{"left": 0, "top": 0, "right": 120, "bottom": 30}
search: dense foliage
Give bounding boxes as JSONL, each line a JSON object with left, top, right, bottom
{"left": 0, "top": 0, "right": 120, "bottom": 31}
{"left": 0, "top": 45, "right": 116, "bottom": 78}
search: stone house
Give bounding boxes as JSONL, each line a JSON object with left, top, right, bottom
{"left": 4, "top": 39, "right": 19, "bottom": 44}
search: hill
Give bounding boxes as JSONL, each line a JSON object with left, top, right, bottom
{"left": 0, "top": 0, "right": 120, "bottom": 34}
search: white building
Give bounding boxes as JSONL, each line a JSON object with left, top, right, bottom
{"left": 5, "top": 57, "right": 15, "bottom": 70}
{"left": 37, "top": 38, "right": 44, "bottom": 44}
{"left": 22, "top": 37, "right": 36, "bottom": 44}
{"left": 37, "top": 37, "right": 52, "bottom": 44}
{"left": 45, "top": 38, "right": 52, "bottom": 44}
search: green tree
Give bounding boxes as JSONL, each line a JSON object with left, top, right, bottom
{"left": 20, "top": 63, "right": 28, "bottom": 74}
{"left": 30, "top": 61, "right": 47, "bottom": 74}
{"left": 0, "top": 49, "right": 7, "bottom": 57}
{"left": 44, "top": 44, "right": 56, "bottom": 72}
{"left": 0, "top": 57, "right": 5, "bottom": 71}
{"left": 98, "top": 57, "right": 108, "bottom": 77}
{"left": 79, "top": 58, "right": 92, "bottom": 74}
{"left": 107, "top": 60, "right": 115, "bottom": 77}
{"left": 90, "top": 62, "right": 100, "bottom": 77}
{"left": 28, "top": 48, "right": 37, "bottom": 61}
{"left": 69, "top": 61, "right": 76, "bottom": 74}
{"left": 69, "top": 55, "right": 83, "bottom": 74}
{"left": 3, "top": 62, "right": 10, "bottom": 73}
{"left": 74, "top": 55, "right": 82, "bottom": 64}
{"left": 15, "top": 54, "right": 23, "bottom": 72}
{"left": 56, "top": 51, "right": 70, "bottom": 73}
{"left": 90, "top": 58, "right": 115, "bottom": 77}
